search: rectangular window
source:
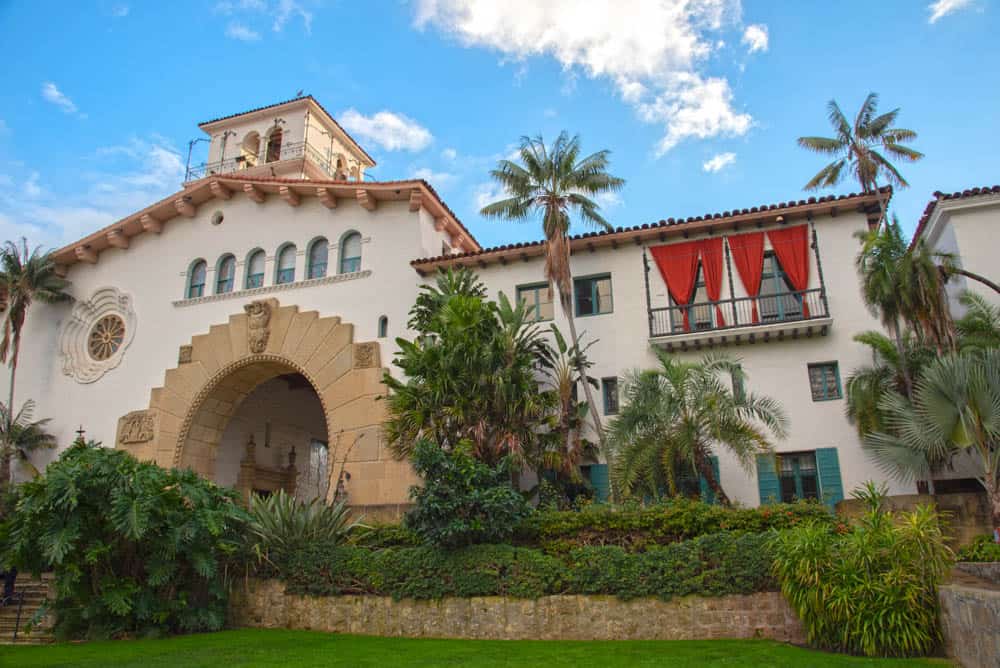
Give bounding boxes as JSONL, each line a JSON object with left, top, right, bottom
{"left": 759, "top": 252, "right": 803, "bottom": 322}
{"left": 808, "top": 362, "right": 842, "bottom": 401}
{"left": 602, "top": 377, "right": 619, "bottom": 415}
{"left": 516, "top": 282, "right": 553, "bottom": 322}
{"left": 574, "top": 274, "right": 613, "bottom": 317}
{"left": 246, "top": 273, "right": 264, "bottom": 289}
{"left": 778, "top": 452, "right": 820, "bottom": 503}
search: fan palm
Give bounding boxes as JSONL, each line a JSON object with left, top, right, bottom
{"left": 798, "top": 92, "right": 922, "bottom": 223}
{"left": 0, "top": 239, "right": 71, "bottom": 487}
{"left": 480, "top": 132, "right": 624, "bottom": 447}
{"left": 864, "top": 349, "right": 1000, "bottom": 538}
{"left": 606, "top": 351, "right": 788, "bottom": 505}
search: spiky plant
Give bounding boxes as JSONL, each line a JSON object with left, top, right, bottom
{"left": 480, "top": 132, "right": 624, "bottom": 448}
{"left": 606, "top": 351, "right": 787, "bottom": 505}
{"left": 246, "top": 489, "right": 361, "bottom": 565}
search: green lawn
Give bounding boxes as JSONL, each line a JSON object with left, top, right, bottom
{"left": 2, "top": 629, "right": 951, "bottom": 667}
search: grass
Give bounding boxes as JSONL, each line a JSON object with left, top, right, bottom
{"left": 2, "top": 629, "right": 952, "bottom": 667}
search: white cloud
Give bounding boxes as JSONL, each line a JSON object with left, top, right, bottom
{"left": 473, "top": 182, "right": 509, "bottom": 210}
{"left": 928, "top": 0, "right": 973, "bottom": 23}
{"left": 41, "top": 82, "right": 78, "bottom": 115}
{"left": 441, "top": 147, "right": 458, "bottom": 160}
{"left": 411, "top": 167, "right": 455, "bottom": 186}
{"left": 24, "top": 172, "right": 42, "bottom": 198}
{"left": 741, "top": 24, "right": 768, "bottom": 53}
{"left": 702, "top": 151, "right": 736, "bottom": 172}
{"left": 413, "top": 0, "right": 752, "bottom": 153}
{"left": 595, "top": 191, "right": 622, "bottom": 208}
{"left": 273, "top": 0, "right": 312, "bottom": 33}
{"left": 110, "top": 3, "right": 129, "bottom": 17}
{"left": 226, "top": 22, "right": 261, "bottom": 40}
{"left": 339, "top": 109, "right": 433, "bottom": 152}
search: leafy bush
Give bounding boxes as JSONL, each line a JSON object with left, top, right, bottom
{"left": 348, "top": 523, "right": 422, "bottom": 549}
{"left": 0, "top": 441, "right": 247, "bottom": 639}
{"left": 270, "top": 531, "right": 773, "bottom": 602}
{"left": 956, "top": 534, "right": 1000, "bottom": 562}
{"left": 246, "top": 489, "right": 361, "bottom": 566}
{"left": 516, "top": 497, "right": 832, "bottom": 554}
{"left": 405, "top": 439, "right": 531, "bottom": 548}
{"left": 769, "top": 483, "right": 953, "bottom": 658}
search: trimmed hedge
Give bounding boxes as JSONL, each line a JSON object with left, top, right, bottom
{"left": 277, "top": 531, "right": 775, "bottom": 601}
{"left": 352, "top": 499, "right": 831, "bottom": 554}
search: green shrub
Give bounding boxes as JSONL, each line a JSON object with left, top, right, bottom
{"left": 405, "top": 439, "right": 531, "bottom": 548}
{"left": 246, "top": 490, "right": 361, "bottom": 566}
{"left": 0, "top": 441, "right": 247, "bottom": 639}
{"left": 271, "top": 531, "right": 772, "bottom": 602}
{"left": 516, "top": 497, "right": 832, "bottom": 554}
{"left": 348, "top": 523, "right": 422, "bottom": 549}
{"left": 769, "top": 483, "right": 953, "bottom": 658}
{"left": 956, "top": 534, "right": 1000, "bottom": 562}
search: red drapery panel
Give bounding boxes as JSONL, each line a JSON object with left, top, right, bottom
{"left": 650, "top": 240, "right": 700, "bottom": 331}
{"left": 698, "top": 237, "right": 725, "bottom": 326}
{"left": 727, "top": 232, "right": 765, "bottom": 323}
{"left": 767, "top": 225, "right": 811, "bottom": 317}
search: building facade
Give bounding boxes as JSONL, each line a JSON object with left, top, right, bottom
{"left": 8, "top": 98, "right": 960, "bottom": 516}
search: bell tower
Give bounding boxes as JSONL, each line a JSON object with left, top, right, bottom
{"left": 184, "top": 96, "right": 376, "bottom": 184}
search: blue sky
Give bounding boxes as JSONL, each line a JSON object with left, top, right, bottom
{"left": 0, "top": 0, "right": 996, "bottom": 251}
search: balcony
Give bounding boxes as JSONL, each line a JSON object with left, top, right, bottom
{"left": 648, "top": 288, "right": 831, "bottom": 350}
{"left": 184, "top": 141, "right": 371, "bottom": 182}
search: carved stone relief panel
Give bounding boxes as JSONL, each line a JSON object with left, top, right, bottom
{"left": 353, "top": 341, "right": 379, "bottom": 369}
{"left": 245, "top": 298, "right": 276, "bottom": 354}
{"left": 117, "top": 410, "right": 156, "bottom": 446}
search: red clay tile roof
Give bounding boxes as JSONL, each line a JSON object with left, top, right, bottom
{"left": 411, "top": 187, "right": 891, "bottom": 269}
{"left": 197, "top": 95, "right": 376, "bottom": 166}
{"left": 912, "top": 185, "right": 1000, "bottom": 247}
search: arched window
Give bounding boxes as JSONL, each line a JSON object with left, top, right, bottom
{"left": 265, "top": 128, "right": 283, "bottom": 163}
{"left": 187, "top": 259, "right": 207, "bottom": 299}
{"left": 216, "top": 254, "right": 236, "bottom": 294}
{"left": 307, "top": 238, "right": 329, "bottom": 279}
{"left": 339, "top": 232, "right": 362, "bottom": 274}
{"left": 377, "top": 315, "right": 388, "bottom": 338}
{"left": 246, "top": 249, "right": 265, "bottom": 289}
{"left": 276, "top": 243, "right": 296, "bottom": 284}
{"left": 240, "top": 132, "right": 260, "bottom": 168}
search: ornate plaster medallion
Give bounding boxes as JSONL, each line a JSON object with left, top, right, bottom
{"left": 60, "top": 287, "right": 136, "bottom": 383}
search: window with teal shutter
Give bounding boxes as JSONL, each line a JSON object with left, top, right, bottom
{"left": 698, "top": 456, "right": 721, "bottom": 504}
{"left": 756, "top": 454, "right": 781, "bottom": 504}
{"left": 815, "top": 447, "right": 844, "bottom": 510}
{"left": 585, "top": 464, "right": 610, "bottom": 503}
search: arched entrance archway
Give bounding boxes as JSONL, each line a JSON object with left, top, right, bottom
{"left": 114, "top": 298, "right": 418, "bottom": 516}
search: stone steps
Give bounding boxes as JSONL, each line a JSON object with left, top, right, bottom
{"left": 0, "top": 578, "right": 54, "bottom": 645}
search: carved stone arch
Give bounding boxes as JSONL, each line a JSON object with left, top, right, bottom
{"left": 117, "top": 298, "right": 417, "bottom": 514}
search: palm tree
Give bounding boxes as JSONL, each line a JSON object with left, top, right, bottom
{"left": 0, "top": 239, "right": 71, "bottom": 488}
{"left": 955, "top": 291, "right": 1000, "bottom": 352}
{"left": 864, "top": 349, "right": 1000, "bottom": 540}
{"left": 480, "top": 132, "right": 624, "bottom": 448}
{"left": 0, "top": 399, "right": 56, "bottom": 478}
{"left": 798, "top": 92, "right": 923, "bottom": 223}
{"left": 606, "top": 351, "right": 788, "bottom": 505}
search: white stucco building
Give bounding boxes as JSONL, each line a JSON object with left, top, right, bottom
{"left": 10, "top": 97, "right": 979, "bottom": 516}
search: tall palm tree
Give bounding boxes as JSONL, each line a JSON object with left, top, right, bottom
{"left": 480, "top": 132, "right": 624, "bottom": 447}
{"left": 864, "top": 349, "right": 1000, "bottom": 540}
{"left": 606, "top": 351, "right": 788, "bottom": 505}
{"left": 798, "top": 92, "right": 923, "bottom": 223}
{"left": 0, "top": 239, "right": 71, "bottom": 487}
{"left": 0, "top": 399, "right": 56, "bottom": 478}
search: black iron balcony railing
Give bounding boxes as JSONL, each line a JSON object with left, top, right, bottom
{"left": 648, "top": 288, "right": 829, "bottom": 338}
{"left": 184, "top": 141, "right": 376, "bottom": 182}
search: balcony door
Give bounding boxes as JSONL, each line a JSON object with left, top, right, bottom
{"left": 758, "top": 252, "right": 802, "bottom": 322}
{"left": 669, "top": 262, "right": 717, "bottom": 332}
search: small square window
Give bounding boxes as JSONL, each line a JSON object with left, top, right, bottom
{"left": 808, "top": 362, "right": 842, "bottom": 401}
{"left": 574, "top": 274, "right": 613, "bottom": 317}
{"left": 516, "top": 282, "right": 554, "bottom": 322}
{"left": 602, "top": 377, "right": 619, "bottom": 415}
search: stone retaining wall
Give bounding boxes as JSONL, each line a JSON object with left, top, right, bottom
{"left": 229, "top": 579, "right": 805, "bottom": 642}
{"left": 939, "top": 564, "right": 1000, "bottom": 668}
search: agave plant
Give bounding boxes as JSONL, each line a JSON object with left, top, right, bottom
{"left": 245, "top": 489, "right": 362, "bottom": 564}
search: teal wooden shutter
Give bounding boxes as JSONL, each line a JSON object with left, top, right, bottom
{"left": 756, "top": 454, "right": 781, "bottom": 505}
{"left": 815, "top": 448, "right": 844, "bottom": 510}
{"left": 699, "top": 456, "right": 721, "bottom": 505}
{"left": 589, "top": 464, "right": 610, "bottom": 503}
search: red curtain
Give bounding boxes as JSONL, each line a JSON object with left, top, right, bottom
{"left": 698, "top": 238, "right": 725, "bottom": 326}
{"left": 727, "top": 232, "right": 765, "bottom": 323}
{"left": 767, "top": 225, "right": 811, "bottom": 317}
{"left": 650, "top": 240, "right": 700, "bottom": 331}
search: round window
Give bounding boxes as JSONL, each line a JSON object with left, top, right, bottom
{"left": 88, "top": 314, "right": 126, "bottom": 361}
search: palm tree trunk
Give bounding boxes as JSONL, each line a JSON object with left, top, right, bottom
{"left": 0, "top": 349, "right": 17, "bottom": 490}
{"left": 564, "top": 311, "right": 605, "bottom": 449}
{"left": 946, "top": 267, "right": 1000, "bottom": 296}
{"left": 985, "top": 476, "right": 1000, "bottom": 544}
{"left": 889, "top": 318, "right": 913, "bottom": 397}
{"left": 694, "top": 445, "right": 730, "bottom": 506}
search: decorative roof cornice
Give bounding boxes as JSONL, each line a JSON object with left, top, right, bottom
{"left": 410, "top": 187, "right": 891, "bottom": 275}
{"left": 52, "top": 175, "right": 480, "bottom": 271}
{"left": 911, "top": 185, "right": 1000, "bottom": 249}
{"left": 198, "top": 96, "right": 376, "bottom": 167}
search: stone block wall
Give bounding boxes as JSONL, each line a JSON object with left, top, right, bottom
{"left": 837, "top": 492, "right": 990, "bottom": 547}
{"left": 939, "top": 577, "right": 1000, "bottom": 668}
{"left": 229, "top": 579, "right": 805, "bottom": 642}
